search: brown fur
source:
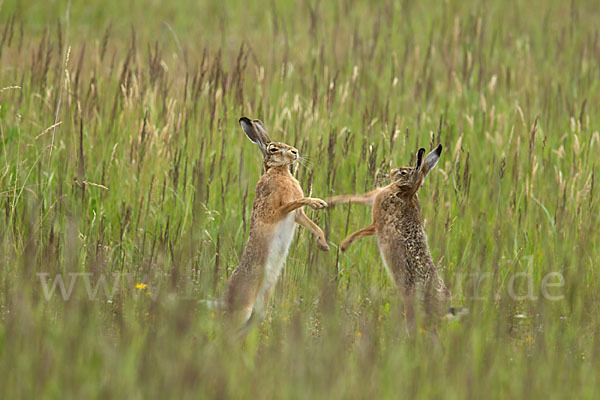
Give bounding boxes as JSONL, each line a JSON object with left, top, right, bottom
{"left": 329, "top": 145, "right": 450, "bottom": 332}
{"left": 220, "top": 118, "right": 329, "bottom": 332}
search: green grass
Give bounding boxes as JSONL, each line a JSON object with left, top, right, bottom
{"left": 1, "top": 0, "right": 600, "bottom": 398}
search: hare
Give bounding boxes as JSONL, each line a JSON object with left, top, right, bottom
{"left": 328, "top": 145, "right": 462, "bottom": 332}
{"left": 218, "top": 117, "right": 329, "bottom": 332}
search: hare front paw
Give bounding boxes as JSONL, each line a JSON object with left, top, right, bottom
{"left": 339, "top": 239, "right": 351, "bottom": 252}
{"left": 317, "top": 238, "right": 330, "bottom": 252}
{"left": 307, "top": 198, "right": 327, "bottom": 210}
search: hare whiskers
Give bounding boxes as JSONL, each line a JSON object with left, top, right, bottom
{"left": 296, "top": 155, "right": 313, "bottom": 169}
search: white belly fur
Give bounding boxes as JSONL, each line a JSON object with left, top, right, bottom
{"left": 254, "top": 213, "right": 296, "bottom": 314}
{"left": 377, "top": 238, "right": 397, "bottom": 284}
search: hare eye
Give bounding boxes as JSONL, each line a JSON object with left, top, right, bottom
{"left": 290, "top": 149, "right": 298, "bottom": 155}
{"left": 400, "top": 171, "right": 407, "bottom": 176}
{"left": 269, "top": 147, "right": 278, "bottom": 153}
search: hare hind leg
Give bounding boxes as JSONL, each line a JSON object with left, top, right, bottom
{"left": 340, "top": 223, "right": 376, "bottom": 252}
{"left": 223, "top": 273, "right": 260, "bottom": 330}
{"left": 399, "top": 288, "right": 417, "bottom": 336}
{"left": 240, "top": 283, "right": 276, "bottom": 335}
{"left": 228, "top": 306, "right": 255, "bottom": 335}
{"left": 423, "top": 273, "right": 451, "bottom": 326}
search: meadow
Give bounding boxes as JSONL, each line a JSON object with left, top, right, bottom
{"left": 1, "top": 0, "right": 600, "bottom": 398}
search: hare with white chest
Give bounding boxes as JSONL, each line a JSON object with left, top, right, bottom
{"left": 221, "top": 117, "right": 330, "bottom": 332}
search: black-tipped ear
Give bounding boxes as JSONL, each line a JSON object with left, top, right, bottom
{"left": 422, "top": 145, "right": 442, "bottom": 177}
{"left": 416, "top": 148, "right": 426, "bottom": 169}
{"left": 239, "top": 117, "right": 267, "bottom": 156}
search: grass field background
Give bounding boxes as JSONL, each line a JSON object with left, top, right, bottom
{"left": 1, "top": 0, "right": 600, "bottom": 398}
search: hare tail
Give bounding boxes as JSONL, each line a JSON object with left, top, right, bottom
{"left": 444, "top": 307, "right": 469, "bottom": 321}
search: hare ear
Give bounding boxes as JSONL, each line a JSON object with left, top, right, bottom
{"left": 252, "top": 119, "right": 272, "bottom": 144}
{"left": 415, "top": 148, "right": 426, "bottom": 169}
{"left": 240, "top": 117, "right": 268, "bottom": 156}
{"left": 421, "top": 145, "right": 442, "bottom": 177}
